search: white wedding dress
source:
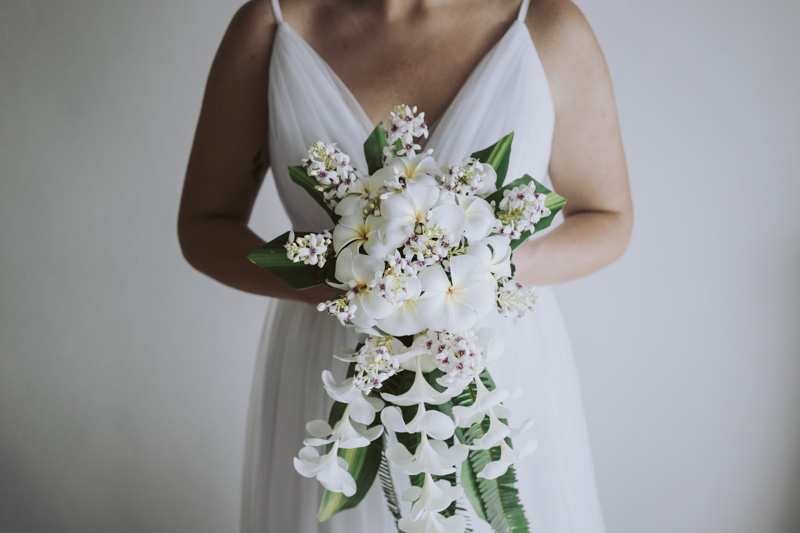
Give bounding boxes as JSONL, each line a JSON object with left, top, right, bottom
{"left": 241, "top": 0, "right": 608, "bottom": 531}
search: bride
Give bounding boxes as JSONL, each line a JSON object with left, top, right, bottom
{"left": 178, "top": 0, "right": 633, "bottom": 531}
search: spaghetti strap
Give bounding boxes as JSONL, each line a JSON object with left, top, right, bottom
{"left": 517, "top": 0, "right": 531, "bottom": 21}
{"left": 270, "top": 0, "right": 283, "bottom": 24}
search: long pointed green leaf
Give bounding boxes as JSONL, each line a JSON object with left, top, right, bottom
{"left": 363, "top": 123, "right": 389, "bottom": 175}
{"left": 247, "top": 231, "right": 331, "bottom": 289}
{"left": 470, "top": 132, "right": 514, "bottom": 189}
{"left": 288, "top": 165, "right": 337, "bottom": 222}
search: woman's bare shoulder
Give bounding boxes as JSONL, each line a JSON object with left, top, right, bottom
{"left": 525, "top": 0, "right": 609, "bottom": 94}
{"left": 223, "top": 1, "right": 279, "bottom": 50}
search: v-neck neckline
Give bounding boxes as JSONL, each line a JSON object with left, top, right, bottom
{"left": 275, "top": 18, "right": 525, "bottom": 147}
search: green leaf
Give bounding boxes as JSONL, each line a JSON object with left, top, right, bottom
{"left": 288, "top": 165, "right": 338, "bottom": 222}
{"left": 470, "top": 132, "right": 514, "bottom": 189}
{"left": 485, "top": 174, "right": 568, "bottom": 250}
{"left": 247, "top": 231, "right": 331, "bottom": 289}
{"left": 317, "top": 361, "right": 383, "bottom": 522}
{"left": 363, "top": 122, "right": 389, "bottom": 175}
{"left": 452, "top": 370, "right": 530, "bottom": 533}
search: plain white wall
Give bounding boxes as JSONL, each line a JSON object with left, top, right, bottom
{"left": 1, "top": 1, "right": 798, "bottom": 532}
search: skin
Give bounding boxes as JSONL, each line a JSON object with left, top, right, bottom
{"left": 177, "top": 0, "right": 633, "bottom": 306}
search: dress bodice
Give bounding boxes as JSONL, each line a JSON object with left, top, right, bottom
{"left": 266, "top": 0, "right": 554, "bottom": 231}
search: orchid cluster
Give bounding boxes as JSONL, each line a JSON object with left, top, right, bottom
{"left": 248, "top": 103, "right": 565, "bottom": 532}
{"left": 284, "top": 230, "right": 333, "bottom": 267}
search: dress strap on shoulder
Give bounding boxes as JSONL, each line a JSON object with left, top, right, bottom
{"left": 517, "top": 0, "right": 531, "bottom": 21}
{"left": 270, "top": 0, "right": 283, "bottom": 24}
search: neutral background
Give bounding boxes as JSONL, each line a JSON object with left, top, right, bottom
{"left": 2, "top": 0, "right": 798, "bottom": 532}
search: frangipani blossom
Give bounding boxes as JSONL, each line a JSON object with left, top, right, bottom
{"left": 398, "top": 511, "right": 466, "bottom": 533}
{"left": 380, "top": 182, "right": 465, "bottom": 241}
{"left": 402, "top": 473, "right": 464, "bottom": 521}
{"left": 477, "top": 438, "right": 539, "bottom": 480}
{"left": 333, "top": 246, "right": 393, "bottom": 326}
{"left": 468, "top": 235, "right": 513, "bottom": 279}
{"left": 332, "top": 214, "right": 394, "bottom": 257}
{"left": 457, "top": 194, "right": 495, "bottom": 242}
{"left": 373, "top": 150, "right": 440, "bottom": 187}
{"left": 294, "top": 441, "right": 356, "bottom": 496}
{"left": 304, "top": 408, "right": 383, "bottom": 449}
{"left": 333, "top": 171, "right": 390, "bottom": 217}
{"left": 321, "top": 370, "right": 384, "bottom": 424}
{"left": 381, "top": 402, "right": 456, "bottom": 440}
{"left": 416, "top": 255, "right": 496, "bottom": 332}
{"left": 386, "top": 432, "right": 468, "bottom": 476}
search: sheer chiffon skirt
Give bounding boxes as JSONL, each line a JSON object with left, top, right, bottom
{"left": 240, "top": 286, "right": 607, "bottom": 533}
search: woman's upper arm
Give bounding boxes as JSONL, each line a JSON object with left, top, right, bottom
{"left": 530, "top": 0, "right": 633, "bottom": 222}
{"left": 179, "top": 1, "right": 276, "bottom": 229}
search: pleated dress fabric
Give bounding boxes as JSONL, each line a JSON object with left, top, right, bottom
{"left": 240, "top": 1, "right": 608, "bottom": 531}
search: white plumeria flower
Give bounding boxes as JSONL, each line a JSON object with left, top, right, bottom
{"left": 402, "top": 473, "right": 464, "bottom": 522}
{"left": 380, "top": 182, "right": 466, "bottom": 241}
{"left": 374, "top": 283, "right": 426, "bottom": 337}
{"left": 334, "top": 172, "right": 390, "bottom": 218}
{"left": 380, "top": 356, "right": 459, "bottom": 406}
{"left": 381, "top": 402, "right": 456, "bottom": 441}
{"left": 451, "top": 375, "right": 510, "bottom": 428}
{"left": 398, "top": 510, "right": 466, "bottom": 533}
{"left": 294, "top": 440, "right": 357, "bottom": 496}
{"left": 303, "top": 407, "right": 384, "bottom": 449}
{"left": 332, "top": 213, "right": 395, "bottom": 257}
{"left": 333, "top": 246, "right": 394, "bottom": 326}
{"left": 457, "top": 194, "right": 495, "bottom": 242}
{"left": 468, "top": 234, "right": 513, "bottom": 279}
{"left": 373, "top": 150, "right": 440, "bottom": 187}
{"left": 321, "top": 370, "right": 384, "bottom": 425}
{"left": 416, "top": 255, "right": 497, "bottom": 332}
{"left": 386, "top": 432, "right": 468, "bottom": 476}
{"left": 476, "top": 438, "right": 539, "bottom": 480}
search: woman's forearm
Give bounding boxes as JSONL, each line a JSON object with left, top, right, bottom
{"left": 177, "top": 214, "right": 336, "bottom": 305}
{"left": 512, "top": 209, "right": 633, "bottom": 287}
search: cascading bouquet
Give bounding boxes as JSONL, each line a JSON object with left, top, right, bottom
{"left": 248, "top": 105, "right": 566, "bottom": 533}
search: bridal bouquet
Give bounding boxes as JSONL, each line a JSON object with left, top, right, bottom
{"left": 248, "top": 105, "right": 565, "bottom": 533}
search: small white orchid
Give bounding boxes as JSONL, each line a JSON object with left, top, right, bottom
{"left": 381, "top": 402, "right": 456, "bottom": 441}
{"left": 293, "top": 440, "right": 357, "bottom": 496}
{"left": 380, "top": 356, "right": 459, "bottom": 406}
{"left": 284, "top": 230, "right": 333, "bottom": 267}
{"left": 451, "top": 375, "right": 510, "bottom": 428}
{"left": 477, "top": 438, "right": 539, "bottom": 480}
{"left": 386, "top": 432, "right": 468, "bottom": 476}
{"left": 496, "top": 278, "right": 538, "bottom": 320}
{"left": 402, "top": 473, "right": 464, "bottom": 521}
{"left": 398, "top": 510, "right": 466, "bottom": 533}
{"left": 321, "top": 370, "right": 384, "bottom": 425}
{"left": 416, "top": 255, "right": 497, "bottom": 332}
{"left": 303, "top": 407, "right": 384, "bottom": 449}
{"left": 381, "top": 104, "right": 428, "bottom": 156}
